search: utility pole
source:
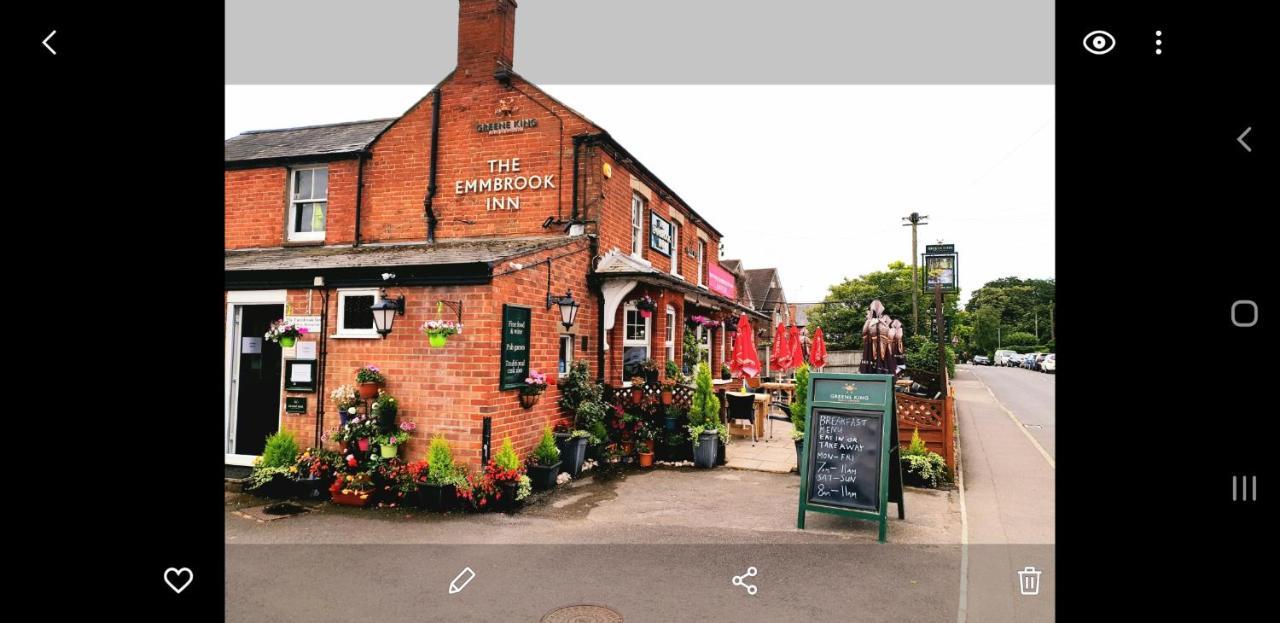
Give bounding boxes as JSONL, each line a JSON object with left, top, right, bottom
{"left": 935, "top": 281, "right": 947, "bottom": 395}
{"left": 1049, "top": 302, "right": 1055, "bottom": 343}
{"left": 997, "top": 324, "right": 1001, "bottom": 348}
{"left": 1035, "top": 311, "right": 1039, "bottom": 340}
{"left": 902, "top": 212, "right": 929, "bottom": 336}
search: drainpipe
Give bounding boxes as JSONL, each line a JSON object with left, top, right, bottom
{"left": 353, "top": 151, "right": 366, "bottom": 246}
{"left": 313, "top": 286, "right": 330, "bottom": 447}
{"left": 423, "top": 87, "right": 442, "bottom": 243}
{"left": 592, "top": 235, "right": 605, "bottom": 384}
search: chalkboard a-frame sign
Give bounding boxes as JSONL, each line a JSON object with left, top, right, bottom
{"left": 500, "top": 304, "right": 532, "bottom": 391}
{"left": 797, "top": 372, "right": 905, "bottom": 542}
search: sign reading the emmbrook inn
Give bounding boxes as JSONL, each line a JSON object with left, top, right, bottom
{"left": 500, "top": 305, "right": 532, "bottom": 390}
{"left": 454, "top": 158, "right": 556, "bottom": 212}
{"left": 798, "top": 373, "right": 904, "bottom": 542}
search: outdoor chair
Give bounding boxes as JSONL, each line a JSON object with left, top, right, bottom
{"left": 726, "top": 392, "right": 758, "bottom": 444}
{"left": 767, "top": 390, "right": 792, "bottom": 441}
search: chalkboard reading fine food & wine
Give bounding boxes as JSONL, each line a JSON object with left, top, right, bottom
{"left": 500, "top": 305, "right": 532, "bottom": 390}
{"left": 807, "top": 408, "right": 882, "bottom": 513}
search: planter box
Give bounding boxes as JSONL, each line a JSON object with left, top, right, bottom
{"left": 496, "top": 481, "right": 520, "bottom": 512}
{"left": 330, "top": 490, "right": 374, "bottom": 507}
{"left": 693, "top": 431, "right": 719, "bottom": 468}
{"left": 294, "top": 477, "right": 332, "bottom": 501}
{"left": 559, "top": 436, "right": 588, "bottom": 477}
{"left": 527, "top": 462, "right": 561, "bottom": 491}
{"left": 417, "top": 483, "right": 456, "bottom": 512}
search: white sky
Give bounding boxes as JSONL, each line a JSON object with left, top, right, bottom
{"left": 226, "top": 85, "right": 1054, "bottom": 305}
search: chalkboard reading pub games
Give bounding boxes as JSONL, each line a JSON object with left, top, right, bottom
{"left": 500, "top": 304, "right": 532, "bottom": 390}
{"left": 808, "top": 409, "right": 881, "bottom": 512}
{"left": 797, "top": 372, "right": 905, "bottom": 542}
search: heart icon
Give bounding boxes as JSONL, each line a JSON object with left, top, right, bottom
{"left": 164, "top": 567, "right": 194, "bottom": 594}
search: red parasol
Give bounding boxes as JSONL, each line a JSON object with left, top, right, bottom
{"left": 788, "top": 325, "right": 805, "bottom": 371}
{"left": 728, "top": 314, "right": 761, "bottom": 380}
{"left": 768, "top": 322, "right": 790, "bottom": 373}
{"left": 810, "top": 327, "right": 828, "bottom": 370}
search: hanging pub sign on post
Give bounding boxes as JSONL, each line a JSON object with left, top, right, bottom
{"left": 922, "top": 244, "right": 958, "bottom": 292}
{"left": 797, "top": 372, "right": 905, "bottom": 542}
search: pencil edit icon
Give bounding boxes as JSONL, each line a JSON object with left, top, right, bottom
{"left": 449, "top": 567, "right": 476, "bottom": 595}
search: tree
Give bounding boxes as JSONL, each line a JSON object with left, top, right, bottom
{"left": 965, "top": 277, "right": 1055, "bottom": 338}
{"left": 807, "top": 261, "right": 959, "bottom": 350}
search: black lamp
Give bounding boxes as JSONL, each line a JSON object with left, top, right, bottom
{"left": 370, "top": 290, "right": 406, "bottom": 337}
{"left": 547, "top": 289, "right": 580, "bottom": 331}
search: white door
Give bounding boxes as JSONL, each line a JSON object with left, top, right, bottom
{"left": 226, "top": 291, "right": 287, "bottom": 466}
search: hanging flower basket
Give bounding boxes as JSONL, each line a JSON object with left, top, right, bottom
{"left": 422, "top": 320, "right": 462, "bottom": 348}
{"left": 380, "top": 443, "right": 399, "bottom": 459}
{"left": 520, "top": 370, "right": 547, "bottom": 409}
{"left": 635, "top": 294, "right": 657, "bottom": 318}
{"left": 265, "top": 319, "right": 307, "bottom": 347}
{"left": 519, "top": 393, "right": 541, "bottom": 409}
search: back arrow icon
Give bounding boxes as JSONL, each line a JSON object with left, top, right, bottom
{"left": 43, "top": 30, "right": 56, "bottom": 55}
{"left": 1237, "top": 127, "right": 1252, "bottom": 152}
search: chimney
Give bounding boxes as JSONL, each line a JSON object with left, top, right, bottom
{"left": 457, "top": 0, "right": 517, "bottom": 78}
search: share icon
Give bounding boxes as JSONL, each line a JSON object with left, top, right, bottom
{"left": 732, "top": 566, "right": 758, "bottom": 596}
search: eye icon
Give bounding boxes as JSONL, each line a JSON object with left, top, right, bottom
{"left": 1083, "top": 30, "right": 1116, "bottom": 55}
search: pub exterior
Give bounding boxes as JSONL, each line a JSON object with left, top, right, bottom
{"left": 224, "top": 0, "right": 765, "bottom": 467}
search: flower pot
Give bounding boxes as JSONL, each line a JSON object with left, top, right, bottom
{"left": 338, "top": 409, "right": 352, "bottom": 426}
{"left": 358, "top": 383, "right": 381, "bottom": 399}
{"left": 519, "top": 393, "right": 541, "bottom": 409}
{"left": 527, "top": 462, "right": 561, "bottom": 491}
{"left": 645, "top": 370, "right": 659, "bottom": 384}
{"left": 330, "top": 490, "right": 373, "bottom": 507}
{"left": 716, "top": 437, "right": 726, "bottom": 466}
{"left": 294, "top": 477, "right": 331, "bottom": 501}
{"left": 357, "top": 438, "right": 371, "bottom": 452}
{"left": 638, "top": 452, "right": 654, "bottom": 468}
{"left": 279, "top": 336, "right": 296, "bottom": 348}
{"left": 639, "top": 309, "right": 652, "bottom": 319}
{"left": 428, "top": 333, "right": 447, "bottom": 348}
{"left": 560, "top": 436, "right": 588, "bottom": 477}
{"left": 380, "top": 443, "right": 399, "bottom": 459}
{"left": 496, "top": 481, "right": 519, "bottom": 511}
{"left": 795, "top": 438, "right": 804, "bottom": 474}
{"left": 416, "top": 483, "right": 456, "bottom": 511}
{"left": 661, "top": 390, "right": 673, "bottom": 405}
{"left": 621, "top": 441, "right": 635, "bottom": 456}
{"left": 664, "top": 416, "right": 678, "bottom": 431}
{"left": 692, "top": 431, "right": 719, "bottom": 468}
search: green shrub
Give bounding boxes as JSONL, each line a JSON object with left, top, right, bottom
{"left": 531, "top": 427, "right": 560, "bottom": 466}
{"left": 905, "top": 428, "right": 928, "bottom": 456}
{"left": 665, "top": 359, "right": 681, "bottom": 380}
{"left": 426, "top": 434, "right": 456, "bottom": 484}
{"left": 789, "top": 364, "right": 809, "bottom": 440}
{"left": 259, "top": 430, "right": 300, "bottom": 468}
{"left": 493, "top": 436, "right": 520, "bottom": 472}
{"left": 558, "top": 361, "right": 600, "bottom": 414}
{"left": 905, "top": 335, "right": 956, "bottom": 378}
{"left": 687, "top": 362, "right": 726, "bottom": 444}
{"left": 902, "top": 452, "right": 949, "bottom": 488}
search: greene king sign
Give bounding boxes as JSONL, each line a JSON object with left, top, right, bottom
{"left": 454, "top": 157, "right": 556, "bottom": 211}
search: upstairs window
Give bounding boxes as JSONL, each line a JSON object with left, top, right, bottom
{"left": 697, "top": 238, "right": 707, "bottom": 287}
{"left": 288, "top": 166, "right": 328, "bottom": 242}
{"left": 670, "top": 221, "right": 681, "bottom": 276}
{"left": 631, "top": 193, "right": 645, "bottom": 258}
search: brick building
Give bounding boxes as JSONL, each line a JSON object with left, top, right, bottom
{"left": 224, "top": 0, "right": 765, "bottom": 467}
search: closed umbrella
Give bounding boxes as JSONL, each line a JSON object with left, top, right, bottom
{"left": 768, "top": 322, "right": 790, "bottom": 374}
{"left": 811, "top": 327, "right": 828, "bottom": 371}
{"left": 788, "top": 325, "right": 805, "bottom": 372}
{"left": 729, "top": 314, "right": 761, "bottom": 386}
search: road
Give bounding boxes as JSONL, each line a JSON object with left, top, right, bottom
{"left": 952, "top": 364, "right": 1056, "bottom": 622}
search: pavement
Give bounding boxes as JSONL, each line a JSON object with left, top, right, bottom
{"left": 952, "top": 365, "right": 1056, "bottom": 622}
{"left": 725, "top": 418, "right": 798, "bottom": 473}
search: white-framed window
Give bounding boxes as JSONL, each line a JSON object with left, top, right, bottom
{"left": 288, "top": 166, "right": 328, "bottom": 242}
{"left": 696, "top": 325, "right": 712, "bottom": 364}
{"left": 623, "top": 302, "right": 650, "bottom": 381}
{"left": 696, "top": 238, "right": 707, "bottom": 287}
{"left": 334, "top": 288, "right": 381, "bottom": 338}
{"left": 669, "top": 222, "right": 680, "bottom": 276}
{"left": 631, "top": 193, "right": 645, "bottom": 257}
{"left": 558, "top": 335, "right": 574, "bottom": 375}
{"left": 665, "top": 305, "right": 676, "bottom": 362}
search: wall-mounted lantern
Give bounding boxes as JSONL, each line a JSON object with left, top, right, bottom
{"left": 547, "top": 289, "right": 580, "bottom": 331}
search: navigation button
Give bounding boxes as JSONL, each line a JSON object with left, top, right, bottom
{"left": 1232, "top": 475, "right": 1259, "bottom": 502}
{"left": 43, "top": 30, "right": 57, "bottom": 56}
{"left": 1237, "top": 127, "right": 1252, "bottom": 153}
{"left": 1231, "top": 300, "right": 1258, "bottom": 327}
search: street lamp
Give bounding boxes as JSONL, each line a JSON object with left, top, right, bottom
{"left": 547, "top": 289, "right": 580, "bottom": 331}
{"left": 370, "top": 290, "right": 406, "bottom": 337}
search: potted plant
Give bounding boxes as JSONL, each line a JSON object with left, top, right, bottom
{"left": 376, "top": 420, "right": 415, "bottom": 459}
{"left": 641, "top": 358, "right": 660, "bottom": 384}
{"left": 327, "top": 425, "right": 351, "bottom": 454}
{"left": 414, "top": 435, "right": 467, "bottom": 511}
{"left": 345, "top": 419, "right": 376, "bottom": 453}
{"left": 637, "top": 443, "right": 654, "bottom": 468}
{"left": 527, "top": 427, "right": 562, "bottom": 491}
{"left": 329, "top": 472, "right": 375, "bottom": 507}
{"left": 687, "top": 362, "right": 725, "bottom": 468}
{"left": 264, "top": 319, "right": 308, "bottom": 348}
{"left": 635, "top": 294, "right": 657, "bottom": 318}
{"left": 663, "top": 403, "right": 683, "bottom": 432}
{"left": 520, "top": 369, "right": 548, "bottom": 409}
{"left": 370, "top": 390, "right": 399, "bottom": 432}
{"left": 421, "top": 319, "right": 462, "bottom": 348}
{"left": 246, "top": 430, "right": 301, "bottom": 498}
{"left": 629, "top": 376, "right": 646, "bottom": 404}
{"left": 557, "top": 361, "right": 605, "bottom": 477}
{"left": 293, "top": 448, "right": 339, "bottom": 500}
{"left": 721, "top": 362, "right": 732, "bottom": 381}
{"left": 635, "top": 418, "right": 660, "bottom": 455}
{"left": 373, "top": 458, "right": 415, "bottom": 506}
{"left": 329, "top": 384, "right": 359, "bottom": 425}
{"left": 790, "top": 364, "right": 810, "bottom": 473}
{"left": 355, "top": 364, "right": 385, "bottom": 399}
{"left": 488, "top": 436, "right": 525, "bottom": 511}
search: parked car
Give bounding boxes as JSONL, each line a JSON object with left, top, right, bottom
{"left": 1041, "top": 354, "right": 1055, "bottom": 373}
{"left": 1021, "top": 353, "right": 1040, "bottom": 369}
{"left": 972, "top": 355, "right": 991, "bottom": 366}
{"left": 994, "top": 350, "right": 1019, "bottom": 366}
{"left": 1034, "top": 352, "right": 1049, "bottom": 369}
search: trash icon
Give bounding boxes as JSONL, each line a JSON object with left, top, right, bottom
{"left": 1017, "top": 566, "right": 1042, "bottom": 596}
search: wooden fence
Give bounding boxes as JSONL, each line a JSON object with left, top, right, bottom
{"left": 895, "top": 380, "right": 956, "bottom": 470}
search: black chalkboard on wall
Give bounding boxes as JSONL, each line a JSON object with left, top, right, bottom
{"left": 500, "top": 304, "right": 532, "bottom": 390}
{"left": 807, "top": 408, "right": 882, "bottom": 513}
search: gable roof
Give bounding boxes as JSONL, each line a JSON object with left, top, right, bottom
{"left": 745, "top": 268, "right": 780, "bottom": 310}
{"left": 224, "top": 118, "right": 396, "bottom": 165}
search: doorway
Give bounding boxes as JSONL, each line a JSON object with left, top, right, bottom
{"left": 226, "top": 294, "right": 285, "bottom": 465}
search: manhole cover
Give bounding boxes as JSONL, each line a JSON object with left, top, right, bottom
{"left": 262, "top": 502, "right": 308, "bottom": 516}
{"left": 540, "top": 604, "right": 623, "bottom": 623}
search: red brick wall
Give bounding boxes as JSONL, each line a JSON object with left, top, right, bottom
{"left": 224, "top": 160, "right": 358, "bottom": 249}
